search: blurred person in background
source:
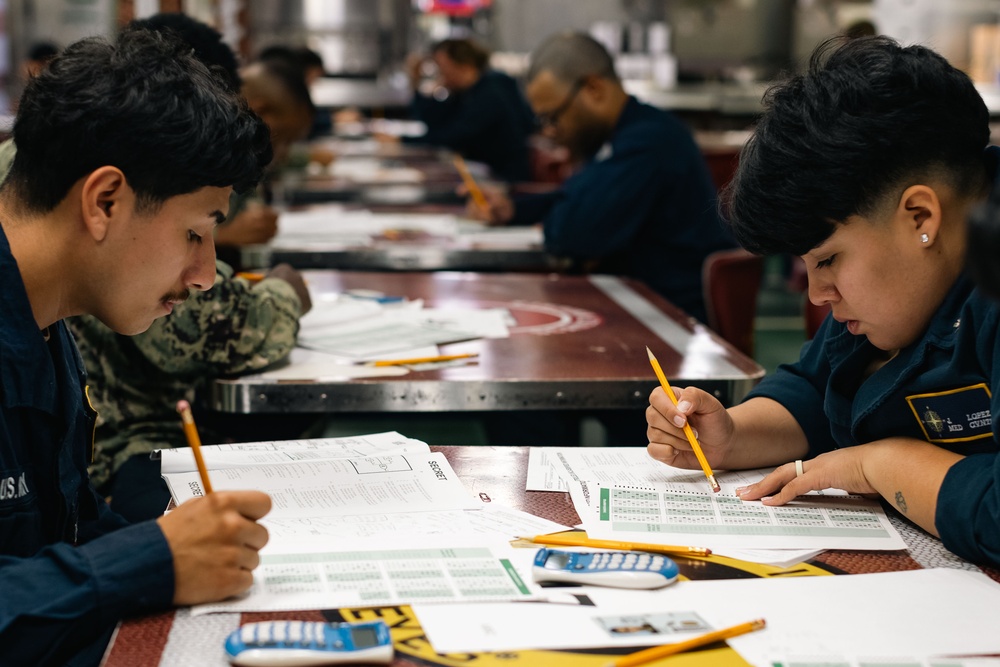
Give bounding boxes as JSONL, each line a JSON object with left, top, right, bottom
{"left": 467, "top": 32, "right": 733, "bottom": 324}
{"left": 391, "top": 38, "right": 535, "bottom": 183}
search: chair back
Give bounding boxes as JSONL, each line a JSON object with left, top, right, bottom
{"left": 702, "top": 248, "right": 765, "bottom": 357}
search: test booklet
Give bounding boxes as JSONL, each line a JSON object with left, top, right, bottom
{"left": 163, "top": 451, "right": 478, "bottom": 518}
{"left": 259, "top": 503, "right": 570, "bottom": 555}
{"left": 155, "top": 431, "right": 430, "bottom": 474}
{"left": 412, "top": 568, "right": 1000, "bottom": 662}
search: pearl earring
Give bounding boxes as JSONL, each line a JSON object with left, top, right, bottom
{"left": 921, "top": 233, "right": 929, "bottom": 243}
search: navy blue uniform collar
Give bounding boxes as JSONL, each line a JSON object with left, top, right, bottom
{"left": 0, "top": 223, "right": 60, "bottom": 414}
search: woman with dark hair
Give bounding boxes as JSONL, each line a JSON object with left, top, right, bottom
{"left": 647, "top": 36, "right": 1000, "bottom": 568}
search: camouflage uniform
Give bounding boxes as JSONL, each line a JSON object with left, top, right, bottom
{"left": 69, "top": 262, "right": 301, "bottom": 492}
{"left": 0, "top": 139, "right": 16, "bottom": 183}
{"left": 0, "top": 140, "right": 302, "bottom": 493}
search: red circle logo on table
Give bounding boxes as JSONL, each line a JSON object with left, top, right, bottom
{"left": 481, "top": 300, "right": 603, "bottom": 336}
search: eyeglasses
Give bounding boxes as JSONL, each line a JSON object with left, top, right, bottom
{"left": 534, "top": 78, "right": 585, "bottom": 129}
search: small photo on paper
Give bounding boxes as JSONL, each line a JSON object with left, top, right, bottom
{"left": 596, "top": 612, "right": 711, "bottom": 638}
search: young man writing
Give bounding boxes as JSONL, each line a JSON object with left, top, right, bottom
{"left": 0, "top": 28, "right": 273, "bottom": 664}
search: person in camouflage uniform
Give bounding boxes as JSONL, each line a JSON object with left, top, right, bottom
{"left": 71, "top": 263, "right": 306, "bottom": 493}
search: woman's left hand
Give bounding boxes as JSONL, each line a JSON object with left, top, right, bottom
{"left": 735, "top": 447, "right": 878, "bottom": 506}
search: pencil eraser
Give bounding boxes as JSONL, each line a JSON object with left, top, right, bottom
{"left": 176, "top": 399, "right": 191, "bottom": 413}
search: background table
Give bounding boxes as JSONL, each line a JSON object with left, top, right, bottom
{"left": 209, "top": 271, "right": 765, "bottom": 415}
{"left": 242, "top": 205, "right": 552, "bottom": 272}
{"left": 101, "top": 445, "right": 1000, "bottom": 667}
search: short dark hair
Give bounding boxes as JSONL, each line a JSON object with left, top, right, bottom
{"left": 527, "top": 32, "right": 619, "bottom": 86}
{"left": 129, "top": 12, "right": 241, "bottom": 93}
{"left": 257, "top": 58, "right": 316, "bottom": 115}
{"left": 5, "top": 28, "right": 271, "bottom": 214}
{"left": 724, "top": 36, "right": 990, "bottom": 256}
{"left": 432, "top": 38, "right": 490, "bottom": 72}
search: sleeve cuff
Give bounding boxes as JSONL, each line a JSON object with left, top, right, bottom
{"left": 936, "top": 453, "right": 1000, "bottom": 566}
{"left": 78, "top": 520, "right": 175, "bottom": 624}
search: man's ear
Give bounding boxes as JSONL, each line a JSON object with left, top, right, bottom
{"left": 896, "top": 184, "right": 942, "bottom": 246}
{"left": 80, "top": 166, "right": 128, "bottom": 242}
{"left": 581, "top": 75, "right": 605, "bottom": 104}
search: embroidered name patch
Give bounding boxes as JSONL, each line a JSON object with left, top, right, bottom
{"left": 0, "top": 468, "right": 31, "bottom": 504}
{"left": 906, "top": 383, "right": 993, "bottom": 444}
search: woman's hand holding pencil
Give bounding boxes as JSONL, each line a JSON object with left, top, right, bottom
{"left": 644, "top": 351, "right": 739, "bottom": 480}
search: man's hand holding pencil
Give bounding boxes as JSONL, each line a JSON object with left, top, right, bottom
{"left": 155, "top": 400, "right": 273, "bottom": 606}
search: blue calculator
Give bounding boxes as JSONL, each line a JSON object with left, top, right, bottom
{"left": 532, "top": 548, "right": 680, "bottom": 589}
{"left": 224, "top": 620, "right": 393, "bottom": 666}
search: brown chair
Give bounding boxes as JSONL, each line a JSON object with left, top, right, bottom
{"left": 702, "top": 248, "right": 765, "bottom": 357}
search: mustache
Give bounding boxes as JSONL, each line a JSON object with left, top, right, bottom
{"left": 162, "top": 290, "right": 190, "bottom": 304}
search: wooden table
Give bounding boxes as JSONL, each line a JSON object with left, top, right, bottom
{"left": 208, "top": 271, "right": 765, "bottom": 415}
{"left": 100, "top": 445, "right": 1000, "bottom": 667}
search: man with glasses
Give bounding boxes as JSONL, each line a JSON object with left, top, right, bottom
{"left": 468, "top": 32, "right": 732, "bottom": 323}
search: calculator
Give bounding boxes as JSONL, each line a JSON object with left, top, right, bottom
{"left": 531, "top": 548, "right": 680, "bottom": 589}
{"left": 224, "top": 620, "right": 393, "bottom": 666}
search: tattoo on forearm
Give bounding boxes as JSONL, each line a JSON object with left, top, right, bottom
{"left": 895, "top": 491, "right": 908, "bottom": 514}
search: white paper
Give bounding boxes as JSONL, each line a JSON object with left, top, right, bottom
{"left": 570, "top": 477, "right": 906, "bottom": 551}
{"left": 297, "top": 311, "right": 479, "bottom": 359}
{"left": 156, "top": 432, "right": 429, "bottom": 474}
{"left": 454, "top": 225, "right": 544, "bottom": 249}
{"left": 274, "top": 210, "right": 457, "bottom": 248}
{"left": 163, "top": 452, "right": 478, "bottom": 517}
{"left": 192, "top": 542, "right": 535, "bottom": 616}
{"left": 529, "top": 448, "right": 825, "bottom": 565}
{"left": 414, "top": 569, "right": 1000, "bottom": 660}
{"left": 261, "top": 504, "right": 570, "bottom": 553}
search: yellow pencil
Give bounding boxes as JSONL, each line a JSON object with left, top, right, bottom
{"left": 520, "top": 532, "right": 711, "bottom": 558}
{"left": 646, "top": 346, "right": 720, "bottom": 493}
{"left": 453, "top": 155, "right": 490, "bottom": 212}
{"left": 176, "top": 399, "right": 214, "bottom": 495}
{"left": 607, "top": 619, "right": 766, "bottom": 667}
{"left": 371, "top": 352, "right": 478, "bottom": 367}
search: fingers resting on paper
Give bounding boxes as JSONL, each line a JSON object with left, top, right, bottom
{"left": 735, "top": 448, "right": 875, "bottom": 506}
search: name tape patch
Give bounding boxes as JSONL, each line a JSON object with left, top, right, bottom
{"left": 906, "top": 383, "right": 993, "bottom": 444}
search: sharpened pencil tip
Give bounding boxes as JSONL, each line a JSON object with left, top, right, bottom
{"left": 645, "top": 346, "right": 654, "bottom": 360}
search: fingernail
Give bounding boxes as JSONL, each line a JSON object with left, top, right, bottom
{"left": 691, "top": 428, "right": 699, "bottom": 439}
{"left": 761, "top": 496, "right": 774, "bottom": 504}
{"left": 735, "top": 486, "right": 748, "bottom": 496}
{"left": 673, "top": 415, "right": 686, "bottom": 428}
{"left": 677, "top": 401, "right": 692, "bottom": 413}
